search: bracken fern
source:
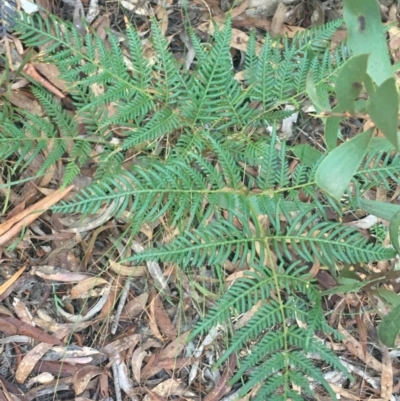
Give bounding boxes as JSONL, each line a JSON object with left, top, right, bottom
{"left": 1, "top": 12, "right": 398, "bottom": 399}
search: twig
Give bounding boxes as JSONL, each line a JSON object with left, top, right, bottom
{"left": 111, "top": 276, "right": 132, "bottom": 335}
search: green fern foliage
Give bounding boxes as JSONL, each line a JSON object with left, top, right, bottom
{"left": 191, "top": 263, "right": 349, "bottom": 400}
{"left": 2, "top": 12, "right": 399, "bottom": 400}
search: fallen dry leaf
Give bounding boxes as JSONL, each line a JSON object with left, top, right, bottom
{"left": 0, "top": 265, "right": 26, "bottom": 296}
{"left": 74, "top": 366, "right": 103, "bottom": 395}
{"left": 131, "top": 347, "right": 148, "bottom": 384}
{"left": 205, "top": 354, "right": 236, "bottom": 401}
{"left": 158, "top": 331, "right": 190, "bottom": 360}
{"left": 0, "top": 186, "right": 74, "bottom": 246}
{"left": 338, "top": 322, "right": 384, "bottom": 373}
{"left": 102, "top": 333, "right": 142, "bottom": 355}
{"left": 16, "top": 327, "right": 70, "bottom": 384}
{"left": 12, "top": 298, "right": 34, "bottom": 326}
{"left": 121, "top": 292, "right": 148, "bottom": 319}
{"left": 380, "top": 341, "right": 393, "bottom": 400}
{"left": 70, "top": 277, "right": 109, "bottom": 299}
{"left": 152, "top": 293, "right": 177, "bottom": 340}
{"left": 23, "top": 63, "right": 65, "bottom": 98}
{"left": 34, "top": 266, "right": 90, "bottom": 282}
{"left": 0, "top": 314, "right": 63, "bottom": 345}
{"left": 270, "top": 1, "right": 287, "bottom": 37}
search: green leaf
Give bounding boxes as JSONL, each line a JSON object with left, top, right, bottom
{"left": 367, "top": 137, "right": 396, "bottom": 152}
{"left": 336, "top": 54, "right": 369, "bottom": 113}
{"left": 378, "top": 304, "right": 400, "bottom": 347}
{"left": 360, "top": 198, "right": 400, "bottom": 221}
{"left": 343, "top": 0, "right": 392, "bottom": 85}
{"left": 306, "top": 71, "right": 330, "bottom": 112}
{"left": 324, "top": 104, "right": 343, "bottom": 151}
{"left": 316, "top": 129, "right": 373, "bottom": 201}
{"left": 290, "top": 144, "right": 322, "bottom": 167}
{"left": 389, "top": 210, "right": 400, "bottom": 255}
{"left": 375, "top": 288, "right": 400, "bottom": 308}
{"left": 367, "top": 78, "right": 399, "bottom": 150}
{"left": 321, "top": 277, "right": 379, "bottom": 296}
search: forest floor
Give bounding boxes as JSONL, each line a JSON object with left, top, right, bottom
{"left": 1, "top": 1, "right": 400, "bottom": 401}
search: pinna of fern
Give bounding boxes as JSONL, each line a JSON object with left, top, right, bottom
{"left": 189, "top": 262, "right": 351, "bottom": 401}
{"left": 6, "top": 12, "right": 347, "bottom": 187}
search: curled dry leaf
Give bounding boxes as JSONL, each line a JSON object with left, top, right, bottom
{"left": 145, "top": 390, "right": 167, "bottom": 401}
{"left": 34, "top": 266, "right": 91, "bottom": 282}
{"left": 131, "top": 347, "right": 148, "bottom": 384}
{"left": 70, "top": 277, "right": 110, "bottom": 299}
{"left": 109, "top": 259, "right": 147, "bottom": 277}
{"left": 62, "top": 198, "right": 123, "bottom": 233}
{"left": 25, "top": 372, "right": 54, "bottom": 388}
{"left": 57, "top": 292, "right": 109, "bottom": 322}
{"left": 74, "top": 366, "right": 103, "bottom": 395}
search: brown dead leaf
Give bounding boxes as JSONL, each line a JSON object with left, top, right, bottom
{"left": 205, "top": 354, "right": 236, "bottom": 401}
{"left": 380, "top": 341, "right": 393, "bottom": 400}
{"left": 102, "top": 333, "right": 142, "bottom": 355}
{"left": 0, "top": 186, "right": 74, "bottom": 246}
{"left": 15, "top": 343, "right": 52, "bottom": 384}
{"left": 74, "top": 366, "right": 103, "bottom": 395}
{"left": 34, "top": 266, "right": 90, "bottom": 282}
{"left": 355, "top": 302, "right": 368, "bottom": 358}
{"left": 108, "top": 259, "right": 147, "bottom": 277}
{"left": 0, "top": 266, "right": 26, "bottom": 296}
{"left": 131, "top": 347, "right": 148, "bottom": 383}
{"left": 152, "top": 293, "right": 177, "bottom": 340}
{"left": 5, "top": 202, "right": 26, "bottom": 221}
{"left": 32, "top": 63, "right": 68, "bottom": 92}
{"left": 121, "top": 292, "right": 148, "bottom": 319}
{"left": 32, "top": 360, "right": 81, "bottom": 377}
{"left": 7, "top": 90, "right": 43, "bottom": 115}
{"left": 0, "top": 376, "right": 26, "bottom": 401}
{"left": 23, "top": 63, "right": 65, "bottom": 98}
{"left": 270, "top": 1, "right": 287, "bottom": 38}
{"left": 0, "top": 314, "right": 63, "bottom": 345}
{"left": 16, "top": 327, "right": 70, "bottom": 384}
{"left": 231, "top": 0, "right": 249, "bottom": 17}
{"left": 12, "top": 298, "right": 33, "bottom": 326}
{"left": 148, "top": 292, "right": 164, "bottom": 341}
{"left": 142, "top": 356, "right": 195, "bottom": 381}
{"left": 70, "top": 277, "right": 109, "bottom": 299}
{"left": 146, "top": 390, "right": 167, "bottom": 401}
{"left": 159, "top": 331, "right": 190, "bottom": 360}
{"left": 338, "top": 322, "right": 384, "bottom": 373}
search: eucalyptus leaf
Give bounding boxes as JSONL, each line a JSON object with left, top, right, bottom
{"left": 360, "top": 199, "right": 400, "bottom": 221}
{"left": 389, "top": 210, "right": 400, "bottom": 255}
{"left": 316, "top": 129, "right": 373, "bottom": 201}
{"left": 367, "top": 78, "right": 399, "bottom": 150}
{"left": 378, "top": 304, "right": 400, "bottom": 347}
{"left": 290, "top": 144, "right": 322, "bottom": 167}
{"left": 343, "top": 0, "right": 392, "bottom": 85}
{"left": 306, "top": 71, "right": 331, "bottom": 112}
{"left": 336, "top": 54, "right": 369, "bottom": 113}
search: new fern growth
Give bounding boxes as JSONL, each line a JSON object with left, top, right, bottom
{"left": 1, "top": 12, "right": 399, "bottom": 400}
